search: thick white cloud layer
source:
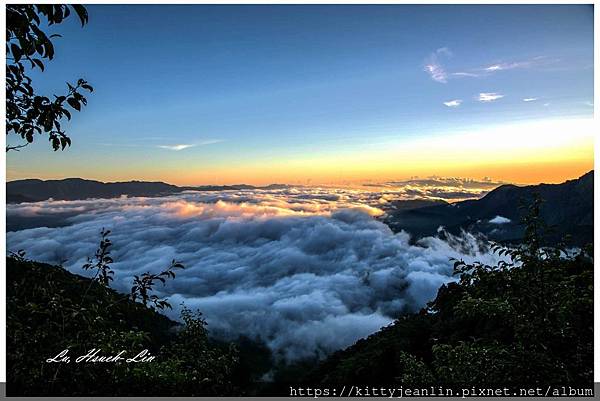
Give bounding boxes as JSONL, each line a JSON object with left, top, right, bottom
{"left": 7, "top": 188, "right": 507, "bottom": 361}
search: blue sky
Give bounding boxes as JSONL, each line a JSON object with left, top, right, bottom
{"left": 6, "top": 5, "right": 594, "bottom": 185}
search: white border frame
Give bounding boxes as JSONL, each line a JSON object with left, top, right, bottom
{"left": 1, "top": 0, "right": 597, "bottom": 385}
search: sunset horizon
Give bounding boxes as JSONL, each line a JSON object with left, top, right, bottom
{"left": 5, "top": 160, "right": 594, "bottom": 187}
{"left": 5, "top": 5, "right": 593, "bottom": 187}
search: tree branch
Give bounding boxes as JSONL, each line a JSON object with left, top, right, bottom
{"left": 6, "top": 143, "right": 30, "bottom": 152}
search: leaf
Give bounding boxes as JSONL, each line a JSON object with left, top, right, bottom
{"left": 51, "top": 136, "right": 60, "bottom": 151}
{"left": 10, "top": 43, "right": 22, "bottom": 61}
{"left": 32, "top": 58, "right": 44, "bottom": 71}
{"left": 67, "top": 97, "right": 80, "bottom": 111}
{"left": 71, "top": 4, "right": 89, "bottom": 26}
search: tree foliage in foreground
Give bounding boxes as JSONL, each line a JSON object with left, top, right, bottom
{"left": 6, "top": 4, "right": 93, "bottom": 152}
{"left": 6, "top": 253, "right": 238, "bottom": 396}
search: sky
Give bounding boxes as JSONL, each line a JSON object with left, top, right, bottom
{"left": 6, "top": 4, "right": 595, "bottom": 185}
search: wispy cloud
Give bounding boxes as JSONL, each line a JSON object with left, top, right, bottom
{"left": 157, "top": 139, "right": 223, "bottom": 151}
{"left": 443, "top": 99, "right": 462, "bottom": 107}
{"left": 451, "top": 71, "right": 480, "bottom": 78}
{"left": 477, "top": 92, "right": 504, "bottom": 102}
{"left": 426, "top": 51, "right": 554, "bottom": 83}
{"left": 158, "top": 144, "right": 196, "bottom": 151}
{"left": 425, "top": 64, "right": 447, "bottom": 83}
{"left": 196, "top": 139, "right": 223, "bottom": 146}
{"left": 522, "top": 97, "right": 539, "bottom": 102}
{"left": 435, "top": 47, "right": 453, "bottom": 57}
{"left": 424, "top": 47, "right": 452, "bottom": 83}
{"left": 484, "top": 61, "right": 532, "bottom": 72}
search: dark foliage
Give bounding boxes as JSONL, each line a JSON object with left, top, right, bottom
{"left": 6, "top": 256, "right": 239, "bottom": 396}
{"left": 130, "top": 260, "right": 184, "bottom": 310}
{"left": 82, "top": 228, "right": 114, "bottom": 286}
{"left": 6, "top": 4, "right": 93, "bottom": 151}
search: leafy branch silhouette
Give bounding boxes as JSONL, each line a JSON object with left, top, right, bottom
{"left": 82, "top": 228, "right": 184, "bottom": 310}
{"left": 6, "top": 5, "right": 93, "bottom": 151}
{"left": 82, "top": 228, "right": 114, "bottom": 286}
{"left": 131, "top": 260, "right": 185, "bottom": 310}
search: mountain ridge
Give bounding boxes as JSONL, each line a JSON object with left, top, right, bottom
{"left": 6, "top": 178, "right": 290, "bottom": 203}
{"left": 383, "top": 170, "right": 593, "bottom": 245}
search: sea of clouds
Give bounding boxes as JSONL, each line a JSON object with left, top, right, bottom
{"left": 7, "top": 186, "right": 507, "bottom": 361}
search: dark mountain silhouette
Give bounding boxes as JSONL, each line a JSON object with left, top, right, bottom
{"left": 7, "top": 178, "right": 182, "bottom": 202}
{"left": 383, "top": 199, "right": 449, "bottom": 211}
{"left": 6, "top": 178, "right": 291, "bottom": 203}
{"left": 383, "top": 170, "right": 593, "bottom": 245}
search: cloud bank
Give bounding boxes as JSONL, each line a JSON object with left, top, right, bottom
{"left": 372, "top": 176, "right": 502, "bottom": 202}
{"left": 7, "top": 189, "right": 507, "bottom": 361}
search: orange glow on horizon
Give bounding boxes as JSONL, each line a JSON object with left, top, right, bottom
{"left": 6, "top": 118, "right": 594, "bottom": 188}
{"left": 8, "top": 156, "right": 592, "bottom": 187}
